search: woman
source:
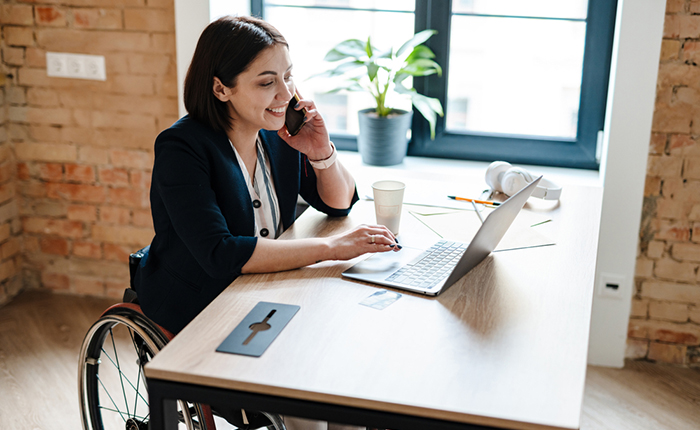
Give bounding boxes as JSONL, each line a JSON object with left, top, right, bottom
{"left": 134, "top": 15, "right": 398, "bottom": 430}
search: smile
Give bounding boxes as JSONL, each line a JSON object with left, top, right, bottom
{"left": 267, "top": 106, "right": 286, "bottom": 113}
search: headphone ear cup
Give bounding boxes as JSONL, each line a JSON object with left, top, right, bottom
{"left": 484, "top": 161, "right": 512, "bottom": 192}
{"left": 501, "top": 168, "right": 533, "bottom": 196}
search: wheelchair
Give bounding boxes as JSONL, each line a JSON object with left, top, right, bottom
{"left": 78, "top": 246, "right": 286, "bottom": 430}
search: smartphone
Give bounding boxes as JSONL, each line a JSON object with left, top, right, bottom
{"left": 285, "top": 93, "right": 307, "bottom": 136}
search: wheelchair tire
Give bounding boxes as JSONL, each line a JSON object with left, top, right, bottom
{"left": 78, "top": 305, "right": 209, "bottom": 430}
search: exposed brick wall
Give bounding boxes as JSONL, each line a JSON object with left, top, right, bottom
{"left": 1, "top": 0, "right": 177, "bottom": 301}
{"left": 629, "top": 0, "right": 700, "bottom": 366}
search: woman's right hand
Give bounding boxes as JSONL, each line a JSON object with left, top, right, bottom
{"left": 326, "top": 224, "right": 401, "bottom": 261}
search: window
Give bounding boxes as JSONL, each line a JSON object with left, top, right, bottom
{"left": 253, "top": 0, "right": 617, "bottom": 169}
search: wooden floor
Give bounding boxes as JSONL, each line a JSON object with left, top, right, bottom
{"left": 1, "top": 289, "right": 699, "bottom": 430}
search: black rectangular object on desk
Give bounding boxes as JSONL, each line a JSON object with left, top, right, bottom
{"left": 216, "top": 302, "right": 300, "bottom": 357}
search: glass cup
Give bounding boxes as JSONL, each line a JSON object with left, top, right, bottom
{"left": 371, "top": 180, "right": 406, "bottom": 235}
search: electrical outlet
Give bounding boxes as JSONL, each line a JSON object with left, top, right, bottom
{"left": 596, "top": 272, "right": 626, "bottom": 299}
{"left": 46, "top": 52, "right": 106, "bottom": 81}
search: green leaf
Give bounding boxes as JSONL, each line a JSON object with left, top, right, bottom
{"left": 324, "top": 39, "right": 367, "bottom": 61}
{"left": 405, "top": 45, "right": 435, "bottom": 63}
{"left": 367, "top": 62, "right": 379, "bottom": 82}
{"left": 399, "top": 59, "right": 442, "bottom": 77}
{"left": 396, "top": 29, "right": 437, "bottom": 57}
{"left": 394, "top": 84, "right": 443, "bottom": 139}
{"left": 365, "top": 37, "right": 373, "bottom": 58}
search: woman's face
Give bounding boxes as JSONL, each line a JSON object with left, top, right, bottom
{"left": 227, "top": 44, "right": 295, "bottom": 133}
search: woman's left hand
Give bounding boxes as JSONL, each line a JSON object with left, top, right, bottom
{"left": 277, "top": 94, "right": 333, "bottom": 160}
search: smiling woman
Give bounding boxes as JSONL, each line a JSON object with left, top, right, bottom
{"left": 132, "top": 15, "right": 401, "bottom": 430}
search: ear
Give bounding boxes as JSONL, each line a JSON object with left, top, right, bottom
{"left": 212, "top": 76, "right": 232, "bottom": 102}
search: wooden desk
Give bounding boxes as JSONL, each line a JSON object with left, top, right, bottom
{"left": 145, "top": 181, "right": 602, "bottom": 430}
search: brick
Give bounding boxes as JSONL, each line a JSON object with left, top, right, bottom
{"left": 33, "top": 202, "right": 67, "bottom": 217}
{"left": 665, "top": 14, "right": 681, "bottom": 38}
{"left": 108, "top": 75, "right": 154, "bottom": 96}
{"left": 77, "top": 148, "right": 109, "bottom": 166}
{"left": 625, "top": 338, "right": 649, "bottom": 359}
{"left": 104, "top": 243, "right": 131, "bottom": 262}
{"left": 691, "top": 305, "right": 700, "bottom": 323}
{"left": 67, "top": 204, "right": 97, "bottom": 221}
{"left": 20, "top": 181, "right": 46, "bottom": 198}
{"left": 155, "top": 75, "right": 177, "bottom": 98}
{"left": 128, "top": 54, "right": 172, "bottom": 76}
{"left": 26, "top": 88, "right": 60, "bottom": 107}
{"left": 636, "top": 257, "right": 654, "bottom": 277}
{"left": 648, "top": 341, "right": 687, "bottom": 364}
{"left": 5, "top": 26, "right": 34, "bottom": 47}
{"left": 667, "top": 0, "right": 685, "bottom": 14}
{"left": 46, "top": 183, "right": 106, "bottom": 203}
{"left": 667, "top": 133, "right": 700, "bottom": 156}
{"left": 2, "top": 5, "right": 34, "bottom": 25}
{"left": 92, "top": 111, "right": 155, "bottom": 130}
{"left": 65, "top": 163, "right": 95, "bottom": 183}
{"left": 3, "top": 46, "right": 25, "bottom": 66}
{"left": 0, "top": 184, "right": 16, "bottom": 205}
{"left": 41, "top": 271, "right": 69, "bottom": 290}
{"left": 25, "top": 47, "right": 45, "bottom": 68}
{"left": 679, "top": 15, "right": 700, "bottom": 39}
{"left": 61, "top": 127, "right": 95, "bottom": 144}
{"left": 656, "top": 219, "right": 691, "bottom": 241}
{"left": 72, "top": 240, "right": 101, "bottom": 259}
{"left": 0, "top": 224, "right": 12, "bottom": 244}
{"left": 57, "top": 90, "right": 94, "bottom": 109}
{"left": 92, "top": 224, "right": 152, "bottom": 246}
{"left": 649, "top": 300, "right": 690, "bottom": 322}
{"left": 28, "top": 124, "right": 61, "bottom": 141}
{"left": 36, "top": 6, "right": 67, "bottom": 27}
{"left": 649, "top": 133, "right": 667, "bottom": 155}
{"left": 0, "top": 163, "right": 12, "bottom": 184}
{"left": 5, "top": 87, "right": 26, "bottom": 105}
{"left": 647, "top": 154, "right": 683, "bottom": 177}
{"left": 72, "top": 276, "right": 104, "bottom": 295}
{"left": 628, "top": 318, "right": 700, "bottom": 344}
{"left": 23, "top": 217, "right": 84, "bottom": 238}
{"left": 151, "top": 33, "right": 175, "bottom": 54}
{"left": 71, "top": 8, "right": 122, "bottom": 30}
{"left": 36, "top": 28, "right": 150, "bottom": 53}
{"left": 661, "top": 39, "right": 680, "bottom": 61}
{"left": 132, "top": 208, "right": 152, "bottom": 228}
{"left": 69, "top": 257, "right": 128, "bottom": 280}
{"left": 1, "top": 237, "right": 20, "bottom": 260}
{"left": 95, "top": 129, "right": 154, "bottom": 150}
{"left": 39, "top": 163, "right": 63, "bottom": 181}
{"left": 641, "top": 280, "right": 700, "bottom": 303}
{"left": 654, "top": 103, "right": 693, "bottom": 133}
{"left": 654, "top": 257, "right": 696, "bottom": 282}
{"left": 655, "top": 197, "right": 687, "bottom": 219}
{"left": 684, "top": 157, "right": 700, "bottom": 180}
{"left": 648, "top": 240, "right": 666, "bottom": 259}
{"left": 690, "top": 204, "right": 700, "bottom": 221}
{"left": 100, "top": 206, "right": 130, "bottom": 224}
{"left": 691, "top": 1, "right": 700, "bottom": 13}
{"left": 108, "top": 187, "right": 147, "bottom": 207}
{"left": 130, "top": 171, "right": 151, "bottom": 188}
{"left": 98, "top": 167, "right": 129, "bottom": 186}
{"left": 40, "top": 237, "right": 69, "bottom": 256}
{"left": 672, "top": 242, "right": 700, "bottom": 261}
{"left": 124, "top": 8, "right": 174, "bottom": 32}
{"left": 110, "top": 149, "right": 153, "bottom": 169}
{"left": 630, "top": 298, "right": 649, "bottom": 318}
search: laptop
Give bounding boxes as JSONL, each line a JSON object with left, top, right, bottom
{"left": 342, "top": 176, "right": 542, "bottom": 296}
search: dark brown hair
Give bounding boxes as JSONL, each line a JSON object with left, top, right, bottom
{"left": 183, "top": 16, "right": 288, "bottom": 132}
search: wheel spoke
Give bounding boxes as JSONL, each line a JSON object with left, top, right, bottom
{"left": 97, "top": 374, "right": 128, "bottom": 423}
{"left": 100, "top": 346, "right": 149, "bottom": 407}
{"left": 129, "top": 328, "right": 144, "bottom": 418}
{"left": 109, "top": 327, "right": 132, "bottom": 418}
{"left": 98, "top": 405, "right": 148, "bottom": 422}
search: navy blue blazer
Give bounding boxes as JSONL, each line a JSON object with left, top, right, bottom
{"left": 134, "top": 115, "right": 358, "bottom": 334}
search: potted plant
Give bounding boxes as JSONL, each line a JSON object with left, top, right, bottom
{"left": 314, "top": 30, "right": 444, "bottom": 166}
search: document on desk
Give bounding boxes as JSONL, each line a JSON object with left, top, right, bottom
{"left": 407, "top": 206, "right": 555, "bottom": 251}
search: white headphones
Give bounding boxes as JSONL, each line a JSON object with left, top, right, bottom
{"left": 485, "top": 161, "right": 562, "bottom": 200}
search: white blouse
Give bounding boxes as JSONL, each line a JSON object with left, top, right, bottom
{"left": 230, "top": 136, "right": 282, "bottom": 239}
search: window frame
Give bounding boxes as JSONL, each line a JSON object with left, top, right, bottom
{"left": 253, "top": 0, "right": 618, "bottom": 170}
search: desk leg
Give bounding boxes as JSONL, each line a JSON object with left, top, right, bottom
{"left": 148, "top": 378, "right": 178, "bottom": 430}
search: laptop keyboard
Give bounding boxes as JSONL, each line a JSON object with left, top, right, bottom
{"left": 385, "top": 240, "right": 467, "bottom": 289}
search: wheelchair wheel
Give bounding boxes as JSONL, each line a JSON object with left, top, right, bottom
{"left": 78, "top": 305, "right": 209, "bottom": 430}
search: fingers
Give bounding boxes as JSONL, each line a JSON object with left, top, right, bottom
{"left": 362, "top": 225, "right": 401, "bottom": 252}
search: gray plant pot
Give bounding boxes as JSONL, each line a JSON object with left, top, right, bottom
{"left": 357, "top": 108, "right": 413, "bottom": 166}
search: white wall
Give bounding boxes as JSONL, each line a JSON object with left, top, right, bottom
{"left": 172, "top": 0, "right": 667, "bottom": 367}
{"left": 588, "top": 0, "right": 665, "bottom": 367}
